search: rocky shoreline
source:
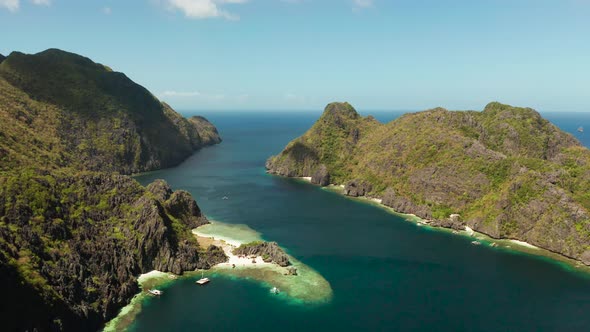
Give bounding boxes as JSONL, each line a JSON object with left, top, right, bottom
{"left": 288, "top": 175, "right": 590, "bottom": 272}
{"left": 266, "top": 102, "right": 590, "bottom": 268}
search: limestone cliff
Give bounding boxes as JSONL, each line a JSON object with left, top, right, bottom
{"left": 0, "top": 170, "right": 227, "bottom": 331}
{"left": 0, "top": 48, "right": 225, "bottom": 331}
{"left": 267, "top": 102, "right": 590, "bottom": 265}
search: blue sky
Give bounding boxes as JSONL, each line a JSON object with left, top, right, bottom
{"left": 1, "top": 0, "right": 589, "bottom": 112}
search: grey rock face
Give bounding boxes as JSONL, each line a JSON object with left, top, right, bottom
{"left": 382, "top": 187, "right": 433, "bottom": 219}
{"left": 233, "top": 242, "right": 291, "bottom": 267}
{"left": 344, "top": 180, "right": 372, "bottom": 197}
{"left": 311, "top": 164, "right": 330, "bottom": 186}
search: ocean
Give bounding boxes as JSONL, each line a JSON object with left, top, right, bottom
{"left": 129, "top": 110, "right": 590, "bottom": 331}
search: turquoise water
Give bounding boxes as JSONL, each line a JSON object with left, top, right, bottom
{"left": 132, "top": 111, "right": 590, "bottom": 331}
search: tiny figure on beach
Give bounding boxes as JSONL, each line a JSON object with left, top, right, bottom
{"left": 232, "top": 264, "right": 236, "bottom": 268}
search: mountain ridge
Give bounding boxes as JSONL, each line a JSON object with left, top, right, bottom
{"left": 0, "top": 48, "right": 221, "bottom": 174}
{"left": 267, "top": 102, "right": 590, "bottom": 265}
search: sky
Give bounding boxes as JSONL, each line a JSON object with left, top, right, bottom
{"left": 0, "top": 0, "right": 589, "bottom": 112}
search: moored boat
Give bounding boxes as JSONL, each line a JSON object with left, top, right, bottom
{"left": 196, "top": 271, "right": 210, "bottom": 285}
{"left": 196, "top": 277, "right": 210, "bottom": 285}
{"left": 148, "top": 289, "right": 163, "bottom": 296}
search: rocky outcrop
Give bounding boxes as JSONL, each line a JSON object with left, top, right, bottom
{"left": 285, "top": 266, "right": 298, "bottom": 276}
{"left": 381, "top": 188, "right": 433, "bottom": 220}
{"left": 147, "top": 180, "right": 209, "bottom": 228}
{"left": 311, "top": 164, "right": 330, "bottom": 186}
{"left": 0, "top": 170, "right": 227, "bottom": 331}
{"left": 268, "top": 101, "right": 590, "bottom": 266}
{"left": 189, "top": 115, "right": 222, "bottom": 146}
{"left": 233, "top": 241, "right": 291, "bottom": 267}
{"left": 266, "top": 102, "right": 371, "bottom": 181}
{"left": 197, "top": 245, "right": 228, "bottom": 269}
{"left": 344, "top": 179, "right": 372, "bottom": 197}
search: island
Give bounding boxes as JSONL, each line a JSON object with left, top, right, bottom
{"left": 0, "top": 49, "right": 224, "bottom": 331}
{"left": 267, "top": 102, "right": 590, "bottom": 266}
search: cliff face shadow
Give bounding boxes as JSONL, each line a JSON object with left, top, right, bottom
{"left": 283, "top": 142, "right": 319, "bottom": 163}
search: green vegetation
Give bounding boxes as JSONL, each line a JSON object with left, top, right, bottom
{"left": 268, "top": 102, "right": 590, "bottom": 265}
{"left": 0, "top": 49, "right": 223, "bottom": 331}
{"left": 232, "top": 241, "right": 264, "bottom": 254}
{"left": 0, "top": 49, "right": 221, "bottom": 174}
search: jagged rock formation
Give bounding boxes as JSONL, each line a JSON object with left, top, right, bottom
{"left": 233, "top": 241, "right": 291, "bottom": 267}
{"left": 0, "top": 48, "right": 221, "bottom": 174}
{"left": 285, "top": 266, "right": 298, "bottom": 276}
{"left": 0, "top": 49, "right": 225, "bottom": 331}
{"left": 344, "top": 179, "right": 372, "bottom": 197}
{"left": 0, "top": 170, "right": 227, "bottom": 331}
{"left": 267, "top": 101, "right": 590, "bottom": 265}
{"left": 312, "top": 164, "right": 330, "bottom": 186}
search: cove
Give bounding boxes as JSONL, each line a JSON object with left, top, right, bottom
{"left": 124, "top": 111, "right": 590, "bottom": 331}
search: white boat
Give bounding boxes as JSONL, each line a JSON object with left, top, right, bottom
{"left": 471, "top": 241, "right": 481, "bottom": 246}
{"left": 578, "top": 126, "right": 584, "bottom": 133}
{"left": 196, "top": 271, "right": 210, "bottom": 285}
{"left": 222, "top": 196, "right": 229, "bottom": 200}
{"left": 270, "top": 287, "right": 280, "bottom": 294}
{"left": 196, "top": 277, "right": 210, "bottom": 285}
{"left": 148, "top": 289, "right": 163, "bottom": 296}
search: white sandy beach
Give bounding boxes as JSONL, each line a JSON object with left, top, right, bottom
{"left": 192, "top": 221, "right": 333, "bottom": 303}
{"left": 192, "top": 229, "right": 275, "bottom": 269}
{"left": 137, "top": 270, "right": 169, "bottom": 284}
{"left": 509, "top": 239, "right": 539, "bottom": 249}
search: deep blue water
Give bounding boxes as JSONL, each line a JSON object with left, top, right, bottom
{"left": 131, "top": 111, "right": 590, "bottom": 332}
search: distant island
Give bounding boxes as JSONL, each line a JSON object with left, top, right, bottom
{"left": 267, "top": 102, "right": 590, "bottom": 266}
{"left": 0, "top": 49, "right": 225, "bottom": 331}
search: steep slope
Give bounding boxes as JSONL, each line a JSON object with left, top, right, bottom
{"left": 0, "top": 170, "right": 227, "bottom": 331}
{"left": 0, "top": 49, "right": 226, "bottom": 331}
{"left": 267, "top": 102, "right": 590, "bottom": 264}
{"left": 0, "top": 49, "right": 221, "bottom": 174}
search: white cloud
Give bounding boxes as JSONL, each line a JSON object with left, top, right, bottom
{"left": 353, "top": 0, "right": 373, "bottom": 8}
{"left": 0, "top": 0, "right": 19, "bottom": 12}
{"left": 166, "top": 0, "right": 247, "bottom": 20}
{"left": 102, "top": 6, "right": 112, "bottom": 15}
{"left": 161, "top": 90, "right": 203, "bottom": 97}
{"left": 1, "top": 0, "right": 52, "bottom": 12}
{"left": 31, "top": 0, "right": 50, "bottom": 6}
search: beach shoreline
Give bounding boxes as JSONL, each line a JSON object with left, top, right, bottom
{"left": 192, "top": 230, "right": 277, "bottom": 270}
{"left": 289, "top": 176, "right": 590, "bottom": 274}
{"left": 193, "top": 221, "right": 333, "bottom": 300}
{"left": 104, "top": 221, "right": 333, "bottom": 331}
